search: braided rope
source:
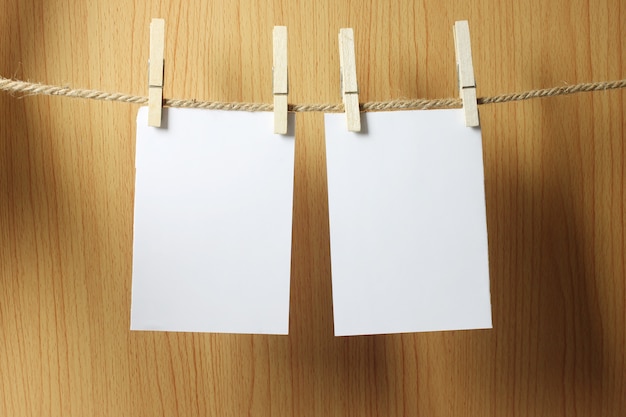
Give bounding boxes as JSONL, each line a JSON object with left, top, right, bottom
{"left": 1, "top": 76, "right": 624, "bottom": 112}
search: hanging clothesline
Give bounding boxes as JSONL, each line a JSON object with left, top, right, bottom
{"left": 0, "top": 75, "right": 624, "bottom": 112}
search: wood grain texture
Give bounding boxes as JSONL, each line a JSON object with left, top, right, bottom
{"left": 0, "top": 0, "right": 624, "bottom": 416}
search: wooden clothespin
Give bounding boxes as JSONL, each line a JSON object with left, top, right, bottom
{"left": 148, "top": 18, "right": 165, "bottom": 127}
{"left": 338, "top": 28, "right": 361, "bottom": 132}
{"left": 273, "top": 26, "right": 288, "bottom": 134}
{"left": 453, "top": 20, "right": 479, "bottom": 127}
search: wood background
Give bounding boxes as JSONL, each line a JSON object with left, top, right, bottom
{"left": 1, "top": 0, "right": 624, "bottom": 416}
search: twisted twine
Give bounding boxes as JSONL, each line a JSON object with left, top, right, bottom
{"left": 1, "top": 76, "right": 624, "bottom": 112}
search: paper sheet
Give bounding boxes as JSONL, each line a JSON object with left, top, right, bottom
{"left": 325, "top": 110, "right": 492, "bottom": 336}
{"left": 131, "top": 108, "right": 295, "bottom": 334}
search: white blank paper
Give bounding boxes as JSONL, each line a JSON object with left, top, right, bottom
{"left": 325, "top": 110, "right": 492, "bottom": 336}
{"left": 131, "top": 108, "right": 295, "bottom": 334}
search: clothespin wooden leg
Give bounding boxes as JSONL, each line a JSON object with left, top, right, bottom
{"left": 273, "top": 26, "right": 288, "bottom": 134}
{"left": 338, "top": 28, "right": 361, "bottom": 132}
{"left": 148, "top": 18, "right": 165, "bottom": 127}
{"left": 453, "top": 20, "right": 479, "bottom": 127}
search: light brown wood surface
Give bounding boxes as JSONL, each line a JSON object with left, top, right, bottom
{"left": 1, "top": 1, "right": 625, "bottom": 416}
